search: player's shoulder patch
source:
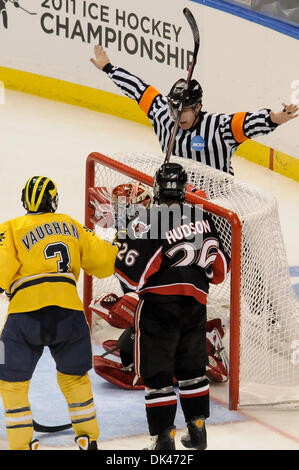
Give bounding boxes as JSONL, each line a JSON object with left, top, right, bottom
{"left": 130, "top": 217, "right": 151, "bottom": 239}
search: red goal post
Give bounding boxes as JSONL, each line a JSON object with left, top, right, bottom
{"left": 84, "top": 151, "right": 242, "bottom": 410}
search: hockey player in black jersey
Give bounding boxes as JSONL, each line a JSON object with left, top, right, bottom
{"left": 114, "top": 162, "right": 230, "bottom": 450}
{"left": 90, "top": 45, "right": 298, "bottom": 176}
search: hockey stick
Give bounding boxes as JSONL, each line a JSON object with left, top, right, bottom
{"left": 33, "top": 419, "right": 72, "bottom": 433}
{"left": 7, "top": 0, "right": 37, "bottom": 15}
{"left": 164, "top": 7, "right": 200, "bottom": 163}
{"left": 100, "top": 344, "right": 119, "bottom": 358}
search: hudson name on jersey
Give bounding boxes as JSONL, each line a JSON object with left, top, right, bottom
{"left": 115, "top": 203, "right": 230, "bottom": 304}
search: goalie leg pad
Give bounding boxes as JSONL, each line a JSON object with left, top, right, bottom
{"left": 93, "top": 356, "right": 144, "bottom": 390}
{"left": 111, "top": 293, "right": 138, "bottom": 328}
{"left": 102, "top": 339, "right": 120, "bottom": 357}
{"left": 206, "top": 318, "right": 226, "bottom": 337}
{"left": 206, "top": 328, "right": 229, "bottom": 383}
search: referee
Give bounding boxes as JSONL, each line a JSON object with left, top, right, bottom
{"left": 91, "top": 45, "right": 298, "bottom": 175}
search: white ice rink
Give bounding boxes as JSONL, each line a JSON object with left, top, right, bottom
{"left": 0, "top": 90, "right": 299, "bottom": 451}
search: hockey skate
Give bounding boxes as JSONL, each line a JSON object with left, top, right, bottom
{"left": 181, "top": 416, "right": 207, "bottom": 450}
{"left": 144, "top": 426, "right": 176, "bottom": 450}
{"left": 29, "top": 439, "right": 39, "bottom": 450}
{"left": 75, "top": 435, "right": 98, "bottom": 450}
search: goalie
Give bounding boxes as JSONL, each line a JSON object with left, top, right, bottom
{"left": 88, "top": 181, "right": 153, "bottom": 234}
{"left": 90, "top": 292, "right": 229, "bottom": 390}
{"left": 90, "top": 180, "right": 229, "bottom": 390}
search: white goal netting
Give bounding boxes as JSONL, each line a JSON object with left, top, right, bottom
{"left": 86, "top": 152, "right": 299, "bottom": 408}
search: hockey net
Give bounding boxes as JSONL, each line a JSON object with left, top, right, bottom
{"left": 84, "top": 151, "right": 299, "bottom": 410}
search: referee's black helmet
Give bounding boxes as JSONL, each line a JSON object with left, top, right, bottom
{"left": 167, "top": 78, "right": 203, "bottom": 118}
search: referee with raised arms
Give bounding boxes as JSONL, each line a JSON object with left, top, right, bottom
{"left": 91, "top": 45, "right": 298, "bottom": 175}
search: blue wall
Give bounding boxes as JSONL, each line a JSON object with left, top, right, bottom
{"left": 190, "top": 0, "right": 299, "bottom": 40}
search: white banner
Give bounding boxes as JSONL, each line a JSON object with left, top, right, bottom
{"left": 0, "top": 1, "right": 298, "bottom": 158}
{"left": 0, "top": 0, "right": 201, "bottom": 95}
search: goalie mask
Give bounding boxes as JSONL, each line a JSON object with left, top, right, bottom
{"left": 153, "top": 163, "right": 188, "bottom": 203}
{"left": 111, "top": 182, "right": 152, "bottom": 218}
{"left": 167, "top": 78, "right": 203, "bottom": 120}
{"left": 22, "top": 176, "right": 58, "bottom": 213}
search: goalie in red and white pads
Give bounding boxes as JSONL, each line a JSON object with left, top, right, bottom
{"left": 90, "top": 292, "right": 143, "bottom": 390}
{"left": 90, "top": 292, "right": 229, "bottom": 389}
{"left": 88, "top": 181, "right": 153, "bottom": 230}
{"left": 88, "top": 180, "right": 205, "bottom": 231}
{"left": 90, "top": 179, "right": 228, "bottom": 390}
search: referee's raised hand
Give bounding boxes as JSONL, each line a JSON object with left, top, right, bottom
{"left": 90, "top": 45, "right": 110, "bottom": 71}
{"left": 270, "top": 103, "right": 299, "bottom": 125}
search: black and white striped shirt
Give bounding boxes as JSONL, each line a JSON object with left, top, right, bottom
{"left": 103, "top": 64, "right": 278, "bottom": 175}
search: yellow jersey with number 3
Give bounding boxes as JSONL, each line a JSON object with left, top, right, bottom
{"left": 0, "top": 212, "right": 118, "bottom": 314}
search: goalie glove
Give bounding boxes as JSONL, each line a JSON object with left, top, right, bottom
{"left": 88, "top": 186, "right": 115, "bottom": 228}
{"left": 89, "top": 292, "right": 138, "bottom": 329}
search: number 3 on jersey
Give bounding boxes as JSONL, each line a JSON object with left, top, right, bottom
{"left": 44, "top": 242, "right": 71, "bottom": 272}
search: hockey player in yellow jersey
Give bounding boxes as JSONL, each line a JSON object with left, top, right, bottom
{"left": 0, "top": 176, "right": 118, "bottom": 450}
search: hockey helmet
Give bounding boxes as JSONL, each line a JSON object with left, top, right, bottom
{"left": 22, "top": 176, "right": 58, "bottom": 213}
{"left": 167, "top": 78, "right": 203, "bottom": 119}
{"left": 153, "top": 163, "right": 188, "bottom": 202}
{"left": 111, "top": 182, "right": 152, "bottom": 211}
